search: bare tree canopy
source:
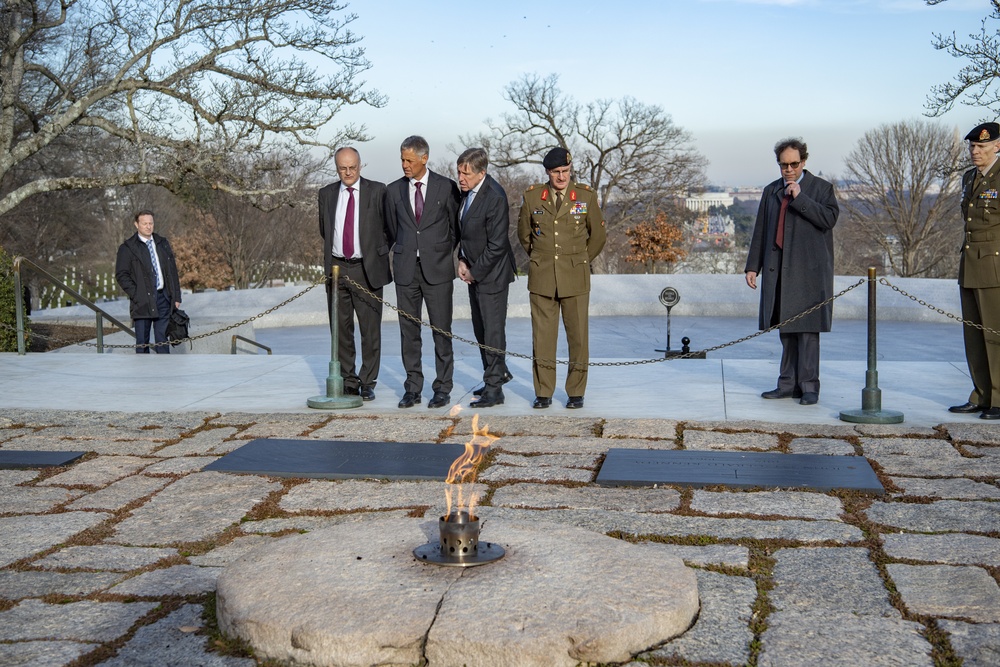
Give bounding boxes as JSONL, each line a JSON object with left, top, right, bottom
{"left": 841, "top": 119, "right": 964, "bottom": 277}
{"left": 926, "top": 0, "right": 1000, "bottom": 116}
{"left": 0, "top": 0, "right": 384, "bottom": 216}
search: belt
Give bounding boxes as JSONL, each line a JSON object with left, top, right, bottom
{"left": 333, "top": 256, "right": 363, "bottom": 264}
{"left": 966, "top": 230, "right": 996, "bottom": 243}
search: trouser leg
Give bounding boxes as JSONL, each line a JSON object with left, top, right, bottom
{"left": 561, "top": 293, "right": 590, "bottom": 396}
{"left": 422, "top": 277, "right": 454, "bottom": 395}
{"left": 396, "top": 281, "right": 424, "bottom": 394}
{"left": 475, "top": 287, "right": 510, "bottom": 390}
{"left": 152, "top": 291, "right": 171, "bottom": 354}
{"left": 529, "top": 292, "right": 559, "bottom": 397}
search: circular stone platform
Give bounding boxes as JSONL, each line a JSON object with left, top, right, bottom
{"left": 216, "top": 516, "right": 699, "bottom": 667}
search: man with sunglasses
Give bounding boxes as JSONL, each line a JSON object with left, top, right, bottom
{"left": 745, "top": 138, "right": 839, "bottom": 406}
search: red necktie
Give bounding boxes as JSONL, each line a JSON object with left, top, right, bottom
{"left": 776, "top": 194, "right": 791, "bottom": 249}
{"left": 343, "top": 186, "right": 355, "bottom": 258}
{"left": 414, "top": 182, "right": 424, "bottom": 224}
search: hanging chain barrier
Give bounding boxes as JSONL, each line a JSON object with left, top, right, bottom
{"left": 6, "top": 273, "right": 986, "bottom": 360}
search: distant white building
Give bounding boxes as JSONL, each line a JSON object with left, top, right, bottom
{"left": 685, "top": 191, "right": 734, "bottom": 212}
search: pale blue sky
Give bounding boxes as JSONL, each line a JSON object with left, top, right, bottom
{"left": 333, "top": 0, "right": 988, "bottom": 187}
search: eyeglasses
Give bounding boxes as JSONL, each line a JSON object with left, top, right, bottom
{"left": 778, "top": 161, "right": 802, "bottom": 170}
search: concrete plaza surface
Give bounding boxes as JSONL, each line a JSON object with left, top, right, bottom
{"left": 0, "top": 274, "right": 998, "bottom": 666}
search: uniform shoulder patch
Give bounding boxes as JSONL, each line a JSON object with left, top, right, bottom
{"left": 574, "top": 182, "right": 593, "bottom": 192}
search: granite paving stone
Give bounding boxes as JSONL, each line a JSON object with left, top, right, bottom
{"left": 788, "top": 437, "right": 856, "bottom": 455}
{"left": 308, "top": 415, "right": 449, "bottom": 443}
{"left": 862, "top": 438, "right": 1000, "bottom": 477}
{"left": 220, "top": 413, "right": 327, "bottom": 438}
{"left": 0, "top": 435, "right": 162, "bottom": 456}
{"left": 0, "top": 485, "right": 84, "bottom": 514}
{"left": 0, "top": 512, "right": 112, "bottom": 567}
{"left": 0, "top": 470, "right": 37, "bottom": 485}
{"left": 478, "top": 464, "right": 593, "bottom": 483}
{"left": 153, "top": 427, "right": 241, "bottom": 457}
{"left": 943, "top": 423, "right": 1000, "bottom": 445}
{"left": 65, "top": 474, "right": 173, "bottom": 511}
{"left": 0, "top": 640, "right": 92, "bottom": 667}
{"left": 239, "top": 511, "right": 413, "bottom": 534}
{"left": 0, "top": 571, "right": 125, "bottom": 599}
{"left": 0, "top": 427, "right": 36, "bottom": 443}
{"left": 889, "top": 476, "right": 1000, "bottom": 500}
{"left": 451, "top": 414, "right": 601, "bottom": 437}
{"left": 107, "top": 564, "right": 220, "bottom": 597}
{"left": 883, "top": 533, "right": 1000, "bottom": 566}
{"left": 965, "top": 444, "right": 1000, "bottom": 459}
{"left": 33, "top": 545, "right": 178, "bottom": 572}
{"left": 0, "top": 599, "right": 157, "bottom": 642}
{"left": 690, "top": 490, "right": 844, "bottom": 520}
{"left": 490, "top": 482, "right": 681, "bottom": 512}
{"left": 758, "top": 610, "right": 933, "bottom": 667}
{"left": 98, "top": 603, "right": 256, "bottom": 667}
{"left": 638, "top": 542, "right": 750, "bottom": 569}
{"left": 188, "top": 535, "right": 282, "bottom": 567}
{"left": 682, "top": 429, "right": 780, "bottom": 451}
{"left": 600, "top": 418, "right": 680, "bottom": 440}
{"left": 110, "top": 472, "right": 279, "bottom": 546}
{"left": 39, "top": 455, "right": 154, "bottom": 487}
{"left": 142, "top": 456, "right": 220, "bottom": 474}
{"left": 851, "top": 424, "right": 939, "bottom": 437}
{"left": 279, "top": 479, "right": 487, "bottom": 512}
{"left": 770, "top": 547, "right": 896, "bottom": 616}
{"left": 492, "top": 452, "right": 599, "bottom": 468}
{"left": 476, "top": 434, "right": 617, "bottom": 455}
{"left": 888, "top": 564, "right": 1000, "bottom": 622}
{"left": 939, "top": 620, "right": 1000, "bottom": 667}
{"left": 693, "top": 420, "right": 858, "bottom": 437}
{"left": 644, "top": 570, "right": 755, "bottom": 665}
{"left": 866, "top": 499, "right": 1000, "bottom": 533}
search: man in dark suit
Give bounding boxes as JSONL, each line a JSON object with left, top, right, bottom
{"left": 456, "top": 148, "right": 516, "bottom": 408}
{"left": 318, "top": 146, "right": 391, "bottom": 401}
{"left": 744, "top": 138, "right": 839, "bottom": 406}
{"left": 950, "top": 122, "right": 1000, "bottom": 420}
{"left": 115, "top": 210, "right": 182, "bottom": 353}
{"left": 385, "top": 136, "right": 462, "bottom": 409}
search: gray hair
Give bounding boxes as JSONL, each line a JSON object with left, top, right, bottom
{"left": 400, "top": 135, "right": 429, "bottom": 157}
{"left": 457, "top": 147, "right": 488, "bottom": 174}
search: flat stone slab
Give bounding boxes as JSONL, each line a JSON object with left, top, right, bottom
{"left": 0, "top": 451, "right": 85, "bottom": 469}
{"left": 0, "top": 599, "right": 157, "bottom": 642}
{"left": 939, "top": 620, "right": 1000, "bottom": 667}
{"left": 204, "top": 439, "right": 469, "bottom": 480}
{"left": 888, "top": 564, "right": 1000, "bottom": 622}
{"left": 596, "top": 449, "right": 884, "bottom": 493}
{"left": 0, "top": 512, "right": 111, "bottom": 567}
{"left": 217, "top": 516, "right": 699, "bottom": 667}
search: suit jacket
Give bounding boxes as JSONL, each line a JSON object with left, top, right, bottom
{"left": 744, "top": 170, "right": 839, "bottom": 333}
{"left": 457, "top": 174, "right": 516, "bottom": 294}
{"left": 115, "top": 233, "right": 182, "bottom": 320}
{"left": 385, "top": 170, "right": 461, "bottom": 286}
{"left": 318, "top": 176, "right": 391, "bottom": 289}
{"left": 517, "top": 181, "right": 605, "bottom": 299}
{"left": 959, "top": 163, "right": 1000, "bottom": 289}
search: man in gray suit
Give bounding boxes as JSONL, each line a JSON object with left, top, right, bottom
{"left": 456, "top": 148, "right": 516, "bottom": 407}
{"left": 318, "top": 147, "right": 391, "bottom": 401}
{"left": 385, "top": 136, "right": 462, "bottom": 409}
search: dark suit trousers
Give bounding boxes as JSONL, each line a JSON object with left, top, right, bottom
{"left": 327, "top": 258, "right": 383, "bottom": 390}
{"left": 396, "top": 262, "right": 454, "bottom": 395}
{"left": 777, "top": 331, "right": 820, "bottom": 395}
{"left": 960, "top": 285, "right": 1000, "bottom": 407}
{"left": 134, "top": 290, "right": 171, "bottom": 354}
{"left": 469, "top": 283, "right": 510, "bottom": 392}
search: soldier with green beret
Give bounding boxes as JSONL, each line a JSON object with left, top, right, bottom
{"left": 951, "top": 121, "right": 1000, "bottom": 420}
{"left": 517, "top": 147, "right": 606, "bottom": 409}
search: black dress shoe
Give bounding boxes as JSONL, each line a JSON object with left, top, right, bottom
{"left": 566, "top": 396, "right": 585, "bottom": 409}
{"left": 398, "top": 392, "right": 421, "bottom": 408}
{"left": 949, "top": 401, "right": 985, "bottom": 414}
{"left": 473, "top": 371, "right": 514, "bottom": 397}
{"left": 427, "top": 391, "right": 451, "bottom": 409}
{"left": 761, "top": 388, "right": 802, "bottom": 399}
{"left": 799, "top": 392, "right": 819, "bottom": 405}
{"left": 470, "top": 392, "right": 504, "bottom": 408}
{"left": 532, "top": 396, "right": 552, "bottom": 409}
{"left": 980, "top": 407, "right": 1000, "bottom": 420}
{"left": 360, "top": 386, "right": 375, "bottom": 401}
{"left": 344, "top": 386, "right": 360, "bottom": 396}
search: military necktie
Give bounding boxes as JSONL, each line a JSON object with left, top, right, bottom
{"left": 555, "top": 191, "right": 564, "bottom": 212}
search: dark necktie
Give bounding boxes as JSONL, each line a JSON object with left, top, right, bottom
{"left": 775, "top": 194, "right": 791, "bottom": 250}
{"left": 343, "top": 186, "right": 355, "bottom": 258}
{"left": 555, "top": 191, "right": 564, "bottom": 212}
{"left": 414, "top": 182, "right": 424, "bottom": 224}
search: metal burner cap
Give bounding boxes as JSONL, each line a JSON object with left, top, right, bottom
{"left": 413, "top": 541, "right": 505, "bottom": 567}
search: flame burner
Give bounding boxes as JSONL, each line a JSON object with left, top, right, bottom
{"left": 413, "top": 511, "right": 505, "bottom": 567}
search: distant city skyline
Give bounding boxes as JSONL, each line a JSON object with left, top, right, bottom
{"left": 330, "top": 0, "right": 989, "bottom": 188}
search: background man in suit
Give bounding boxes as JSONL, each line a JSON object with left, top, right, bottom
{"left": 950, "top": 122, "right": 1000, "bottom": 420}
{"left": 517, "top": 147, "right": 605, "bottom": 410}
{"left": 456, "top": 148, "right": 516, "bottom": 408}
{"left": 115, "top": 210, "right": 182, "bottom": 354}
{"left": 745, "top": 138, "right": 839, "bottom": 406}
{"left": 318, "top": 146, "right": 391, "bottom": 401}
{"left": 385, "top": 135, "right": 461, "bottom": 409}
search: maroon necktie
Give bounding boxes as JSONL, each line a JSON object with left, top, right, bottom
{"left": 414, "top": 182, "right": 424, "bottom": 224}
{"left": 775, "top": 194, "right": 791, "bottom": 249}
{"left": 343, "top": 186, "right": 355, "bottom": 258}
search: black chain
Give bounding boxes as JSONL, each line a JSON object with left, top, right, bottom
{"left": 878, "top": 277, "right": 1000, "bottom": 337}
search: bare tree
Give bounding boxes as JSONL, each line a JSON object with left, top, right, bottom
{"left": 840, "top": 119, "right": 964, "bottom": 277}
{"left": 0, "top": 0, "right": 384, "bottom": 216}
{"left": 925, "top": 0, "right": 1000, "bottom": 116}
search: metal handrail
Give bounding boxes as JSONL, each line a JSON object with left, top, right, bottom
{"left": 231, "top": 335, "right": 271, "bottom": 355}
{"left": 13, "top": 256, "right": 134, "bottom": 355}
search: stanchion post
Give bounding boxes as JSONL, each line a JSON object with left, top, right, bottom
{"left": 840, "top": 267, "right": 904, "bottom": 424}
{"left": 308, "top": 265, "right": 363, "bottom": 409}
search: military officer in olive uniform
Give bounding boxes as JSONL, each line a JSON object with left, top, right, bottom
{"left": 518, "top": 147, "right": 606, "bottom": 409}
{"left": 951, "top": 122, "right": 1000, "bottom": 420}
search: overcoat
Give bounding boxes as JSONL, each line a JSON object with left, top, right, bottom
{"left": 744, "top": 170, "right": 839, "bottom": 333}
{"left": 517, "top": 181, "right": 605, "bottom": 298}
{"left": 115, "top": 233, "right": 181, "bottom": 320}
{"left": 457, "top": 174, "right": 516, "bottom": 294}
